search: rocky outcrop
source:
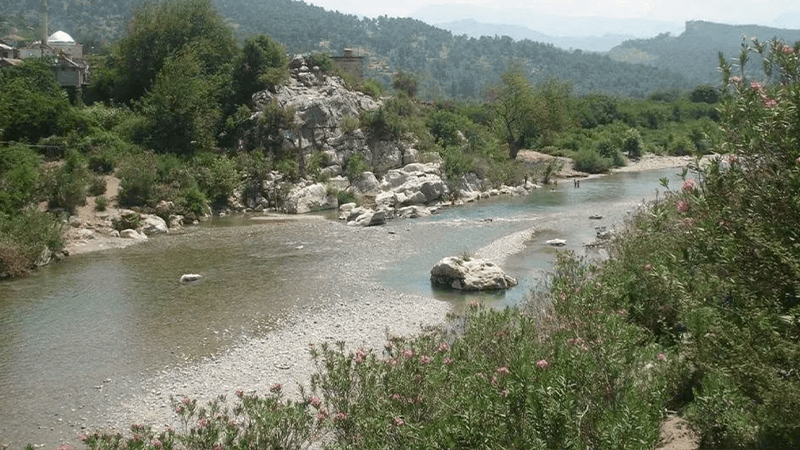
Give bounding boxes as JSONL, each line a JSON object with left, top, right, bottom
{"left": 284, "top": 183, "right": 338, "bottom": 214}
{"left": 430, "top": 256, "right": 518, "bottom": 291}
{"left": 247, "top": 56, "right": 417, "bottom": 178}
{"left": 376, "top": 163, "right": 449, "bottom": 208}
{"left": 235, "top": 55, "right": 540, "bottom": 219}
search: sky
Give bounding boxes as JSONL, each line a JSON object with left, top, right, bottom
{"left": 306, "top": 0, "right": 799, "bottom": 27}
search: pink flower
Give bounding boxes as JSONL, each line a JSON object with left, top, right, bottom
{"left": 391, "top": 393, "right": 402, "bottom": 401}
{"left": 198, "top": 418, "right": 209, "bottom": 428}
{"left": 77, "top": 435, "right": 88, "bottom": 443}
{"left": 309, "top": 395, "right": 322, "bottom": 407}
{"left": 765, "top": 97, "right": 777, "bottom": 108}
{"left": 58, "top": 445, "right": 74, "bottom": 450}
{"left": 182, "top": 397, "right": 191, "bottom": 406}
{"left": 682, "top": 178, "right": 696, "bottom": 193}
{"left": 496, "top": 366, "right": 510, "bottom": 375}
{"left": 419, "top": 355, "right": 432, "bottom": 365}
{"left": 334, "top": 412, "right": 348, "bottom": 421}
{"left": 750, "top": 81, "right": 762, "bottom": 92}
{"left": 175, "top": 406, "right": 184, "bottom": 414}
{"left": 728, "top": 76, "right": 742, "bottom": 87}
{"left": 438, "top": 342, "right": 449, "bottom": 352}
{"left": 443, "top": 357, "right": 452, "bottom": 365}
{"left": 782, "top": 45, "right": 794, "bottom": 54}
{"left": 536, "top": 359, "right": 549, "bottom": 369}
{"left": 394, "top": 417, "right": 405, "bottom": 427}
{"left": 402, "top": 349, "right": 414, "bottom": 359}
{"left": 235, "top": 389, "right": 244, "bottom": 398}
{"left": 152, "top": 439, "right": 163, "bottom": 449}
{"left": 269, "top": 383, "right": 282, "bottom": 393}
{"left": 658, "top": 353, "right": 667, "bottom": 361}
{"left": 384, "top": 341, "right": 393, "bottom": 350}
{"left": 316, "top": 408, "right": 329, "bottom": 420}
{"left": 677, "top": 201, "right": 690, "bottom": 214}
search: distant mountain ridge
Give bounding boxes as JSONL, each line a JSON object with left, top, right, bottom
{"left": 409, "top": 4, "right": 685, "bottom": 39}
{"left": 609, "top": 20, "right": 800, "bottom": 86}
{"left": 434, "top": 19, "right": 637, "bottom": 53}
{"left": 1, "top": 0, "right": 696, "bottom": 99}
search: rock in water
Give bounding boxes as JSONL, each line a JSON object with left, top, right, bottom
{"left": 546, "top": 239, "right": 566, "bottom": 246}
{"left": 430, "top": 256, "right": 518, "bottom": 291}
{"left": 180, "top": 274, "right": 202, "bottom": 283}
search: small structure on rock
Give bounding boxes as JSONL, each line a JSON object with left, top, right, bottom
{"left": 430, "top": 256, "right": 518, "bottom": 291}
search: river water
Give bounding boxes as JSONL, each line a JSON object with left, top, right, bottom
{"left": 0, "top": 168, "right": 681, "bottom": 448}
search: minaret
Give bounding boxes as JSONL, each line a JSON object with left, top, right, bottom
{"left": 41, "top": 0, "right": 48, "bottom": 56}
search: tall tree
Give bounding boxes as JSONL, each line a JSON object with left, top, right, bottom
{"left": 0, "top": 59, "right": 73, "bottom": 143}
{"left": 136, "top": 47, "right": 221, "bottom": 155}
{"left": 487, "top": 68, "right": 543, "bottom": 159}
{"left": 231, "top": 34, "right": 289, "bottom": 107}
{"left": 111, "top": 0, "right": 236, "bottom": 104}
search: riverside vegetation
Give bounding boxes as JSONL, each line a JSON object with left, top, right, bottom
{"left": 69, "top": 38, "right": 800, "bottom": 450}
{"left": 2, "top": 0, "right": 798, "bottom": 448}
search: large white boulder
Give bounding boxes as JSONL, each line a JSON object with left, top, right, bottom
{"left": 140, "top": 214, "right": 169, "bottom": 235}
{"left": 430, "top": 256, "right": 518, "bottom": 291}
{"left": 284, "top": 183, "right": 338, "bottom": 214}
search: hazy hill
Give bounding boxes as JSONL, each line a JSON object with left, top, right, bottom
{"left": 1, "top": 0, "right": 693, "bottom": 99}
{"left": 409, "top": 4, "right": 685, "bottom": 40}
{"left": 609, "top": 21, "right": 800, "bottom": 86}
{"left": 434, "top": 19, "right": 636, "bottom": 53}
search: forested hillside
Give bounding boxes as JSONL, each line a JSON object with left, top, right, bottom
{"left": 1, "top": 0, "right": 690, "bottom": 99}
{"left": 610, "top": 21, "right": 800, "bottom": 87}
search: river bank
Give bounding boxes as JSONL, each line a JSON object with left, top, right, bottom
{"left": 4, "top": 155, "right": 702, "bottom": 448}
{"left": 87, "top": 156, "right": 702, "bottom": 435}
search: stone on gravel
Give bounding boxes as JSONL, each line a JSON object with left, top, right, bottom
{"left": 430, "top": 256, "right": 518, "bottom": 291}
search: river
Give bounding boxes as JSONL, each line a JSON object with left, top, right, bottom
{"left": 0, "top": 168, "right": 682, "bottom": 448}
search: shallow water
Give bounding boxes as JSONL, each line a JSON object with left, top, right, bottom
{"left": 0, "top": 168, "right": 683, "bottom": 447}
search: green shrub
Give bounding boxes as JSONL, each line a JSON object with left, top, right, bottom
{"left": 572, "top": 148, "right": 612, "bottom": 173}
{"left": 87, "top": 150, "right": 117, "bottom": 174}
{"left": 345, "top": 153, "right": 370, "bottom": 182}
{"left": 88, "top": 176, "right": 107, "bottom": 196}
{"left": 668, "top": 135, "right": 694, "bottom": 156}
{"left": 358, "top": 79, "right": 383, "bottom": 98}
{"left": 179, "top": 186, "right": 208, "bottom": 217}
{"left": 337, "top": 189, "right": 358, "bottom": 206}
{"left": 0, "top": 209, "right": 62, "bottom": 277}
{"left": 0, "top": 143, "right": 41, "bottom": 215}
{"left": 94, "top": 195, "right": 108, "bottom": 212}
{"left": 340, "top": 115, "right": 360, "bottom": 134}
{"left": 308, "top": 52, "right": 334, "bottom": 73}
{"left": 192, "top": 152, "right": 240, "bottom": 206}
{"left": 45, "top": 150, "right": 90, "bottom": 213}
{"left": 117, "top": 153, "right": 160, "bottom": 207}
{"left": 622, "top": 128, "right": 644, "bottom": 159}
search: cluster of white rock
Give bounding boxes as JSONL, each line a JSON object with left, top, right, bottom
{"left": 231, "top": 55, "right": 541, "bottom": 223}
